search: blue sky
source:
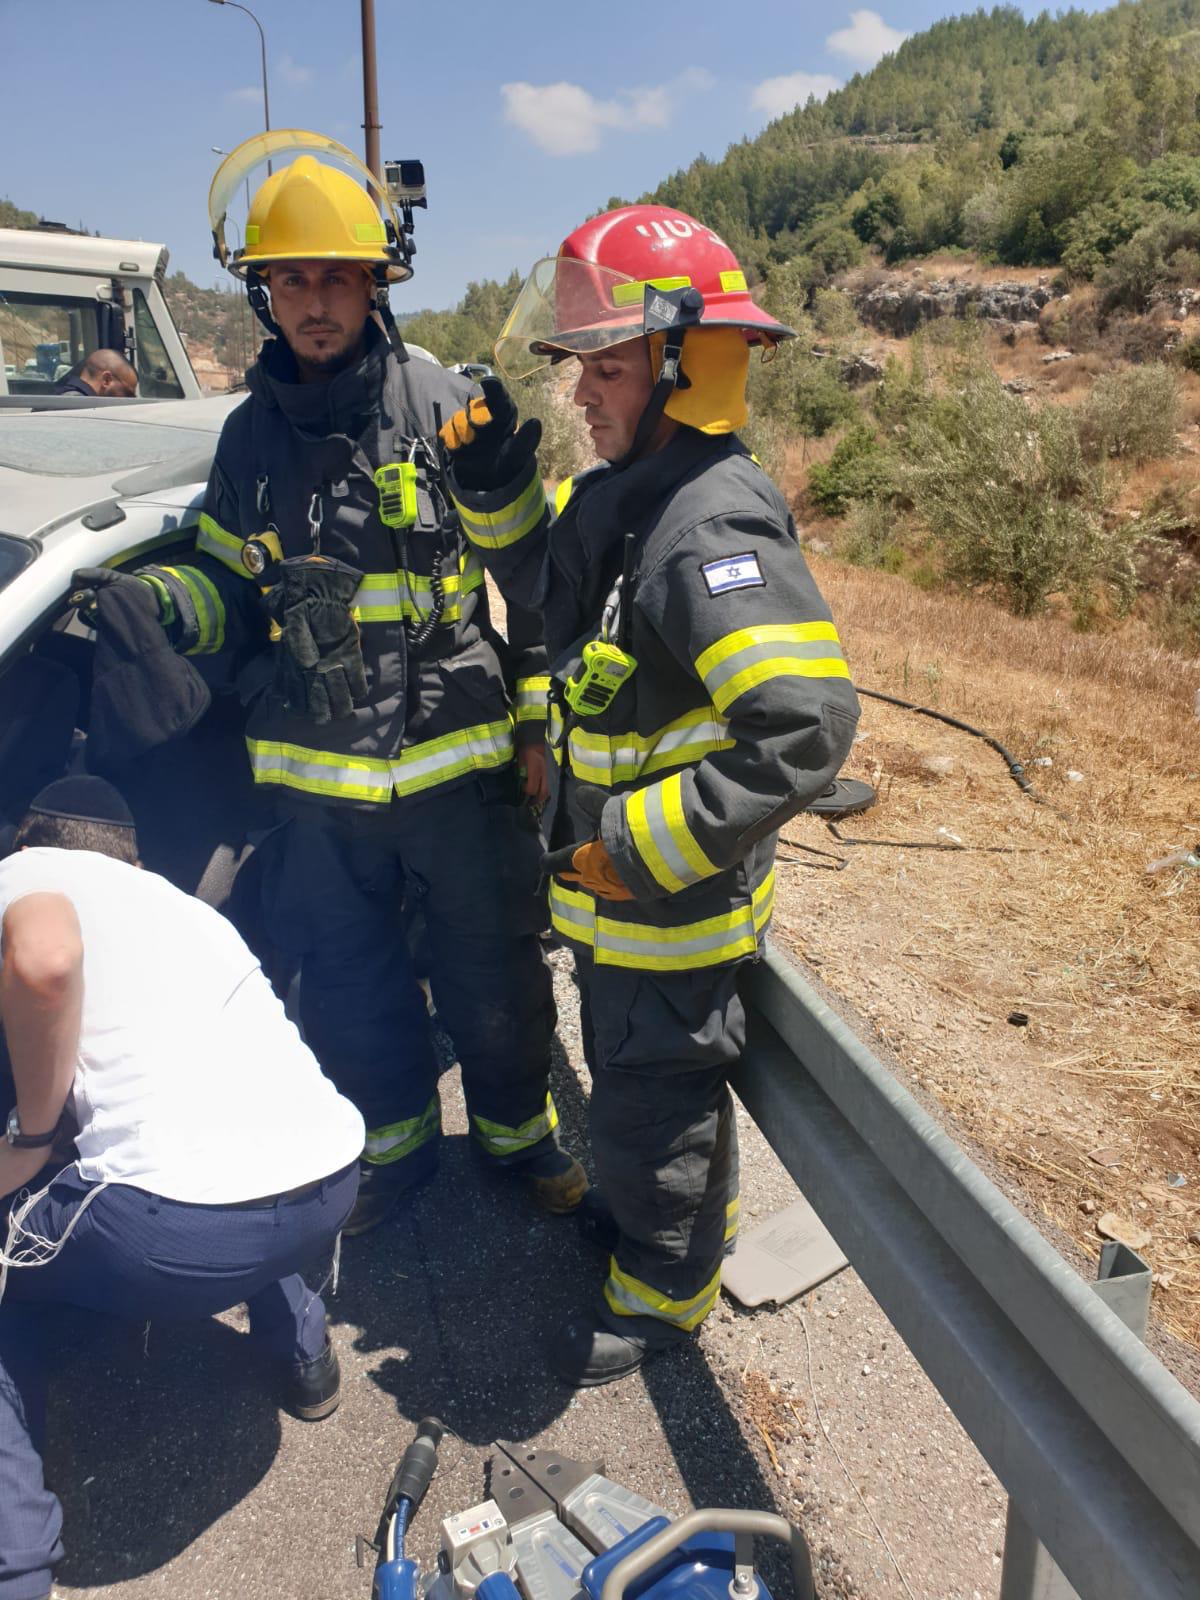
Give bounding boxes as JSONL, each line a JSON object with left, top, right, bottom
{"left": 6, "top": 0, "right": 1108, "bottom": 314}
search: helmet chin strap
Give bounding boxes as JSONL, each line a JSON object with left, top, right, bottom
{"left": 371, "top": 266, "right": 409, "bottom": 365}
{"left": 246, "top": 268, "right": 281, "bottom": 340}
{"left": 612, "top": 285, "right": 704, "bottom": 473}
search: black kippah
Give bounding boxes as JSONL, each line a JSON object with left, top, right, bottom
{"left": 26, "top": 776, "right": 136, "bottom": 831}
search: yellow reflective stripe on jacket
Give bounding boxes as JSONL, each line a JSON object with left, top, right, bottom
{"left": 161, "top": 564, "right": 225, "bottom": 655}
{"left": 514, "top": 674, "right": 550, "bottom": 724}
{"left": 604, "top": 1258, "right": 721, "bottom": 1331}
{"left": 139, "top": 573, "right": 176, "bottom": 628}
{"left": 364, "top": 1098, "right": 441, "bottom": 1165}
{"left": 247, "top": 739, "right": 395, "bottom": 802}
{"left": 453, "top": 474, "right": 546, "bottom": 550}
{"left": 695, "top": 622, "right": 849, "bottom": 715}
{"left": 390, "top": 717, "right": 514, "bottom": 797}
{"left": 197, "top": 511, "right": 252, "bottom": 578}
{"left": 472, "top": 1093, "right": 559, "bottom": 1156}
{"left": 248, "top": 719, "right": 514, "bottom": 803}
{"left": 626, "top": 772, "right": 719, "bottom": 893}
{"left": 553, "top": 476, "right": 574, "bottom": 515}
{"left": 352, "top": 554, "right": 485, "bottom": 624}
{"left": 566, "top": 707, "right": 734, "bottom": 788}
{"left": 547, "top": 699, "right": 564, "bottom": 765}
{"left": 547, "top": 867, "right": 775, "bottom": 971}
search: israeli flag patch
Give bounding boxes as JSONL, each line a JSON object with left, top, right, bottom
{"left": 701, "top": 552, "right": 765, "bottom": 596}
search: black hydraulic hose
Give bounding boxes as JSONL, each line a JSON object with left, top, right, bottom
{"left": 855, "top": 685, "right": 1048, "bottom": 804}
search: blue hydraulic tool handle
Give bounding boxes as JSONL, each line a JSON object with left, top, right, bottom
{"left": 584, "top": 1508, "right": 815, "bottom": 1600}
{"left": 477, "top": 1575, "right": 523, "bottom": 1600}
{"left": 373, "top": 1416, "right": 446, "bottom": 1600}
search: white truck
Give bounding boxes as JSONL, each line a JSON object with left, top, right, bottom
{"left": 0, "top": 227, "right": 201, "bottom": 400}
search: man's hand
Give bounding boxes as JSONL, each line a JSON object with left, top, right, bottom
{"left": 518, "top": 741, "right": 551, "bottom": 808}
{"left": 558, "top": 841, "right": 635, "bottom": 901}
{"left": 439, "top": 376, "right": 542, "bottom": 492}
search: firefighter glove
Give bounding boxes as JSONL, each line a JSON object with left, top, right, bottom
{"left": 266, "top": 556, "right": 367, "bottom": 725}
{"left": 71, "top": 568, "right": 163, "bottom": 633}
{"left": 559, "top": 840, "right": 635, "bottom": 901}
{"left": 440, "top": 376, "right": 543, "bottom": 492}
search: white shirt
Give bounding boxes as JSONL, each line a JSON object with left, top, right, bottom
{"left": 0, "top": 848, "right": 364, "bottom": 1204}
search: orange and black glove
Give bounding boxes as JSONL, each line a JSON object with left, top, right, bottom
{"left": 557, "top": 840, "right": 635, "bottom": 902}
{"left": 439, "top": 376, "right": 542, "bottom": 492}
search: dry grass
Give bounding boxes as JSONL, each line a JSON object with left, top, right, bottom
{"left": 774, "top": 556, "right": 1200, "bottom": 1347}
{"left": 845, "top": 252, "right": 1050, "bottom": 290}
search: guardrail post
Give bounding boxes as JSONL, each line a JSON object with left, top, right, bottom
{"left": 999, "top": 1243, "right": 1152, "bottom": 1600}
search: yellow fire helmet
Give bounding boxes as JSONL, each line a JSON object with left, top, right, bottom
{"left": 209, "top": 129, "right": 412, "bottom": 282}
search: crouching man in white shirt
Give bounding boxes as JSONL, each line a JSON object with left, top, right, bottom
{"left": 0, "top": 776, "right": 365, "bottom": 1600}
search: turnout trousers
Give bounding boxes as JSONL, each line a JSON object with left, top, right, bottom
{"left": 574, "top": 955, "right": 743, "bottom": 1336}
{"left": 0, "top": 1161, "right": 357, "bottom": 1600}
{"left": 253, "top": 768, "right": 558, "bottom": 1182}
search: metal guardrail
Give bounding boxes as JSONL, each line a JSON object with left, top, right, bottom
{"left": 731, "top": 945, "right": 1200, "bottom": 1600}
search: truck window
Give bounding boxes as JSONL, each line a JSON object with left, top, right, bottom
{"left": 0, "top": 290, "right": 107, "bottom": 393}
{"left": 132, "top": 289, "right": 185, "bottom": 400}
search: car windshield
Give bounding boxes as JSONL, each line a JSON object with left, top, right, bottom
{"left": 0, "top": 417, "right": 217, "bottom": 477}
{"left": 0, "top": 533, "right": 36, "bottom": 594}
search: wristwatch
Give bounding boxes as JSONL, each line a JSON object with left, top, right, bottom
{"left": 5, "top": 1107, "right": 62, "bottom": 1149}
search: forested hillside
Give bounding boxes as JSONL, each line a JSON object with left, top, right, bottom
{"left": 412, "top": 0, "right": 1200, "bottom": 360}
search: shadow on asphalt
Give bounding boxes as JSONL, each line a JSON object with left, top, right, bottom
{"left": 328, "top": 1031, "right": 592, "bottom": 1449}
{"left": 47, "top": 1310, "right": 281, "bottom": 1585}
{"left": 42, "top": 1005, "right": 788, "bottom": 1594}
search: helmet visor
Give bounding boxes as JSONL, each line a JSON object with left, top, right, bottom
{"left": 209, "top": 129, "right": 403, "bottom": 273}
{"left": 495, "top": 256, "right": 662, "bottom": 379}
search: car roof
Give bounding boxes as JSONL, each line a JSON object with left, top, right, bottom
{"left": 0, "top": 394, "right": 242, "bottom": 540}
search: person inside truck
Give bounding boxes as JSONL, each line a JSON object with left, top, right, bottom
{"left": 53, "top": 348, "right": 138, "bottom": 399}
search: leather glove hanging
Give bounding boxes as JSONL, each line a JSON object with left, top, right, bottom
{"left": 557, "top": 840, "right": 635, "bottom": 901}
{"left": 439, "top": 376, "right": 543, "bottom": 492}
{"left": 265, "top": 555, "right": 367, "bottom": 725}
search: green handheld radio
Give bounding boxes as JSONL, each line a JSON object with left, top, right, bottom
{"left": 562, "top": 640, "right": 638, "bottom": 715}
{"left": 374, "top": 462, "right": 419, "bottom": 529}
{"left": 562, "top": 531, "right": 639, "bottom": 716}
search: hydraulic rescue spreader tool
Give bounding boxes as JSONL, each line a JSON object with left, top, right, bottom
{"left": 364, "top": 1426, "right": 814, "bottom": 1600}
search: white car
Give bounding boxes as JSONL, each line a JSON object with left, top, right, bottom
{"left": 0, "top": 393, "right": 263, "bottom": 903}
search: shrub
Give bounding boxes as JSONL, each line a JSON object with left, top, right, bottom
{"left": 872, "top": 340, "right": 932, "bottom": 432}
{"left": 838, "top": 497, "right": 905, "bottom": 571}
{"left": 811, "top": 287, "right": 860, "bottom": 341}
{"left": 807, "top": 425, "right": 895, "bottom": 515}
{"left": 791, "top": 356, "right": 858, "bottom": 439}
{"left": 1076, "top": 363, "right": 1181, "bottom": 464}
{"left": 1095, "top": 212, "right": 1200, "bottom": 313}
{"left": 514, "top": 370, "right": 591, "bottom": 481}
{"left": 740, "top": 411, "right": 790, "bottom": 488}
{"left": 902, "top": 361, "right": 1137, "bottom": 620}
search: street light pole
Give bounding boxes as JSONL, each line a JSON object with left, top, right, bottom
{"left": 361, "top": 0, "right": 382, "bottom": 182}
{"left": 208, "top": 0, "right": 272, "bottom": 171}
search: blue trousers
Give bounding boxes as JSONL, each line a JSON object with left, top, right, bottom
{"left": 0, "top": 1161, "right": 357, "bottom": 1600}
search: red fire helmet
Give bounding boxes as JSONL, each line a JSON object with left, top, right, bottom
{"left": 495, "top": 205, "right": 793, "bottom": 380}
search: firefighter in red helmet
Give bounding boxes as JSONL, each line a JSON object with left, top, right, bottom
{"left": 440, "top": 206, "right": 860, "bottom": 1386}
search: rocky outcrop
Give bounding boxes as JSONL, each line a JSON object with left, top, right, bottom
{"left": 854, "top": 276, "right": 1060, "bottom": 335}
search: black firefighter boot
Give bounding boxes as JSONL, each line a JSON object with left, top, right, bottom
{"left": 550, "top": 1304, "right": 692, "bottom": 1388}
{"left": 342, "top": 1142, "right": 439, "bottom": 1237}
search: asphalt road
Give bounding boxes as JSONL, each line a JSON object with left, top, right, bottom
{"left": 48, "top": 951, "right": 1004, "bottom": 1600}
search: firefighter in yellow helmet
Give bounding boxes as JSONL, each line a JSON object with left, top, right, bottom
{"left": 73, "top": 132, "right": 586, "bottom": 1235}
{"left": 440, "top": 206, "right": 859, "bottom": 1385}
